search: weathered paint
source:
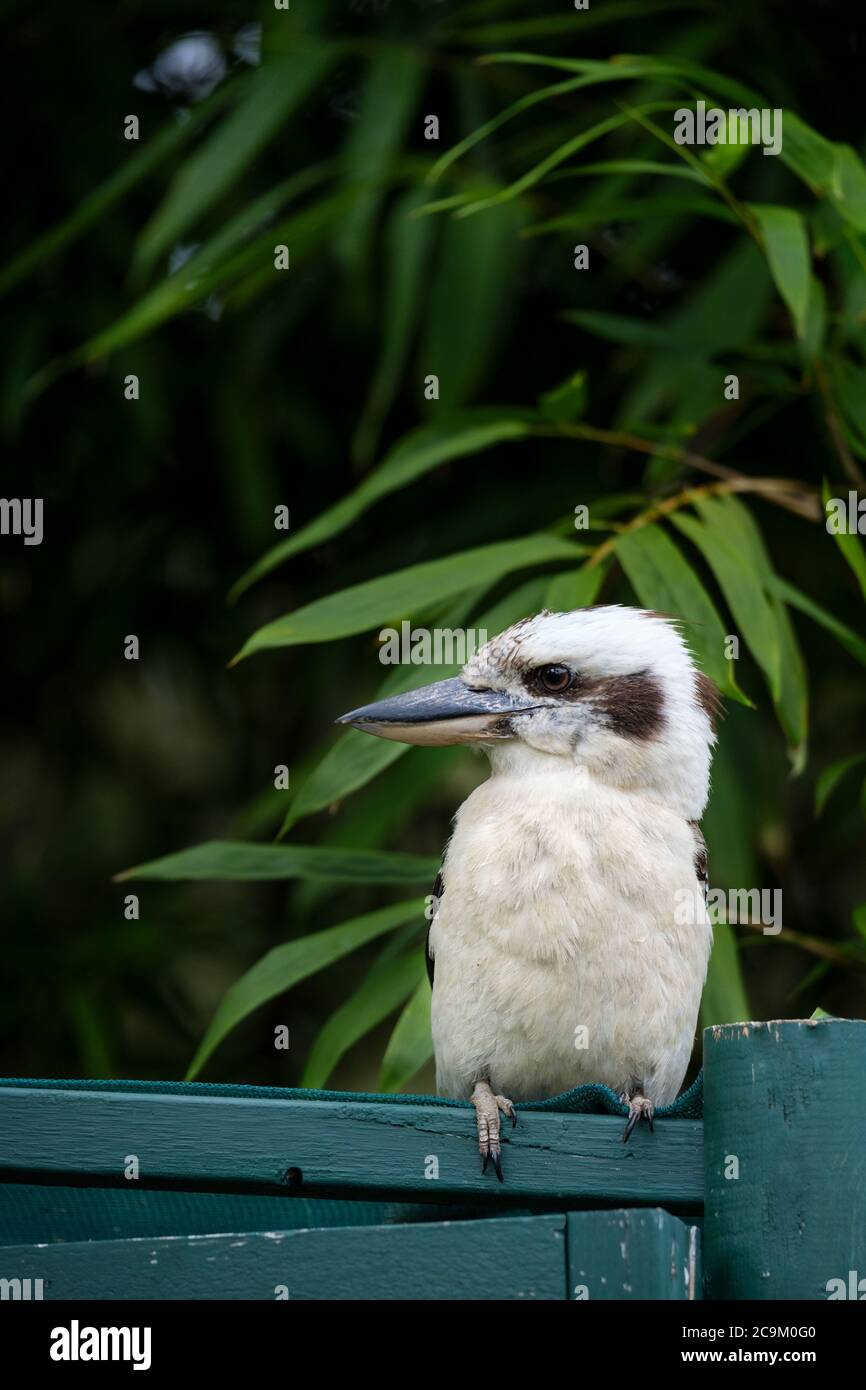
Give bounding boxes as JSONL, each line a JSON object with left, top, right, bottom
{"left": 567, "top": 1208, "right": 702, "bottom": 1300}
{"left": 1, "top": 1214, "right": 567, "bottom": 1300}
{"left": 703, "top": 1018, "right": 866, "bottom": 1300}
{"left": 0, "top": 1086, "right": 703, "bottom": 1209}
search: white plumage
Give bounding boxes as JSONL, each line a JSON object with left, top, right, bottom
{"left": 431, "top": 606, "right": 714, "bottom": 1105}
{"left": 338, "top": 605, "right": 716, "bottom": 1167}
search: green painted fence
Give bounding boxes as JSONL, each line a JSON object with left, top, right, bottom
{"left": 0, "top": 1019, "right": 861, "bottom": 1300}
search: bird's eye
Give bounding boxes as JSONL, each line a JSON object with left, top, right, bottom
{"left": 537, "top": 664, "right": 573, "bottom": 693}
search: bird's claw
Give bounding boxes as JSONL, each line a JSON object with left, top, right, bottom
{"left": 621, "top": 1092, "right": 655, "bottom": 1142}
{"left": 472, "top": 1082, "right": 516, "bottom": 1182}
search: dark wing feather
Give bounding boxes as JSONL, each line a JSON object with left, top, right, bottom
{"left": 689, "top": 821, "right": 708, "bottom": 904}
{"left": 426, "top": 870, "right": 443, "bottom": 987}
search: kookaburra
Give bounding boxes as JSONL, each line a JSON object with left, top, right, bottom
{"left": 337, "top": 606, "right": 717, "bottom": 1179}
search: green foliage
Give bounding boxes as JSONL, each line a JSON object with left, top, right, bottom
{"left": 7, "top": 0, "right": 866, "bottom": 1089}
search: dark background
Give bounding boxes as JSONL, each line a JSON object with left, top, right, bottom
{"left": 3, "top": 0, "right": 865, "bottom": 1089}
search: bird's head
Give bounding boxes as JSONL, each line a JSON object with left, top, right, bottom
{"left": 336, "top": 606, "right": 719, "bottom": 818}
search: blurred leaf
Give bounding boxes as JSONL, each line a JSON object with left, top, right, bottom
{"left": 532, "top": 193, "right": 738, "bottom": 234}
{"left": 230, "top": 412, "right": 531, "bottom": 600}
{"left": 136, "top": 49, "right": 335, "bottom": 274}
{"left": 853, "top": 905, "right": 866, "bottom": 942}
{"left": 281, "top": 575, "right": 551, "bottom": 830}
{"left": 538, "top": 370, "right": 588, "bottom": 422}
{"left": 557, "top": 158, "right": 709, "bottom": 183}
{"left": 800, "top": 275, "right": 828, "bottom": 362}
{"left": 0, "top": 84, "right": 238, "bottom": 296}
{"left": 692, "top": 494, "right": 808, "bottom": 752}
{"left": 453, "top": 101, "right": 679, "bottom": 217}
{"left": 767, "top": 574, "right": 866, "bottom": 668}
{"left": 420, "top": 201, "right": 525, "bottom": 406}
{"left": 301, "top": 949, "right": 424, "bottom": 1088}
{"left": 700, "top": 923, "right": 750, "bottom": 1027}
{"left": 829, "top": 357, "right": 866, "bottom": 459}
{"left": 544, "top": 559, "right": 608, "bottom": 609}
{"left": 750, "top": 204, "right": 811, "bottom": 338}
{"left": 823, "top": 478, "right": 866, "bottom": 602}
{"left": 352, "top": 187, "right": 437, "bottom": 464}
{"left": 614, "top": 523, "right": 749, "bottom": 700}
{"left": 768, "top": 596, "right": 809, "bottom": 764}
{"left": 815, "top": 753, "right": 866, "bottom": 816}
{"left": 563, "top": 310, "right": 673, "bottom": 348}
{"left": 379, "top": 977, "right": 433, "bottom": 1092}
{"left": 186, "top": 898, "right": 424, "bottom": 1079}
{"left": 429, "top": 62, "right": 698, "bottom": 188}
{"left": 234, "top": 533, "right": 585, "bottom": 661}
{"left": 40, "top": 192, "right": 353, "bottom": 383}
{"left": 334, "top": 48, "right": 423, "bottom": 268}
{"left": 671, "top": 504, "right": 782, "bottom": 700}
{"left": 478, "top": 51, "right": 761, "bottom": 106}
{"left": 783, "top": 114, "right": 866, "bottom": 232}
{"left": 116, "top": 842, "right": 438, "bottom": 884}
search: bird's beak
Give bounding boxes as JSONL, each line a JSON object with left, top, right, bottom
{"left": 335, "top": 676, "right": 539, "bottom": 747}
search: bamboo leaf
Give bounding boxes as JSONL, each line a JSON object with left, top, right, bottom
{"left": 136, "top": 49, "right": 335, "bottom": 273}
{"left": 750, "top": 204, "right": 811, "bottom": 338}
{"left": 477, "top": 52, "right": 762, "bottom": 107}
{"left": 687, "top": 497, "right": 807, "bottom": 753}
{"left": 39, "top": 193, "right": 352, "bottom": 383}
{"left": 186, "top": 899, "right": 424, "bottom": 1079}
{"left": 700, "top": 923, "right": 750, "bottom": 1027}
{"left": 614, "top": 524, "right": 749, "bottom": 700}
{"left": 420, "top": 200, "right": 525, "bottom": 406}
{"left": 233, "top": 534, "right": 585, "bottom": 662}
{"left": 538, "top": 370, "right": 588, "bottom": 423}
{"left": 334, "top": 49, "right": 423, "bottom": 268}
{"left": 671, "top": 505, "right": 783, "bottom": 700}
{"left": 766, "top": 574, "right": 866, "bottom": 667}
{"left": 782, "top": 114, "right": 866, "bottom": 232}
{"left": 116, "top": 842, "right": 438, "bottom": 884}
{"left": 230, "top": 412, "right": 531, "bottom": 601}
{"left": 815, "top": 753, "right": 866, "bottom": 816}
{"left": 379, "top": 976, "right": 433, "bottom": 1092}
{"left": 0, "top": 84, "right": 238, "bottom": 296}
{"left": 544, "top": 559, "right": 608, "bottom": 610}
{"left": 301, "top": 950, "right": 424, "bottom": 1088}
{"left": 453, "top": 102, "right": 679, "bottom": 217}
{"left": 351, "top": 187, "right": 437, "bottom": 465}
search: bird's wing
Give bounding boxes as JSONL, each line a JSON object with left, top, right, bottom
{"left": 426, "top": 869, "right": 443, "bottom": 987}
{"left": 690, "top": 821, "right": 709, "bottom": 904}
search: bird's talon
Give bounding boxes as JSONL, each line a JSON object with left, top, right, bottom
{"left": 622, "top": 1092, "right": 655, "bottom": 1143}
{"left": 472, "top": 1081, "right": 514, "bottom": 1181}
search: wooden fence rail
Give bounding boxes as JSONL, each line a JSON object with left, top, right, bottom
{"left": 0, "top": 1019, "right": 862, "bottom": 1300}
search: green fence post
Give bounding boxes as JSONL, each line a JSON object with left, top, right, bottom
{"left": 703, "top": 1018, "right": 866, "bottom": 1300}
